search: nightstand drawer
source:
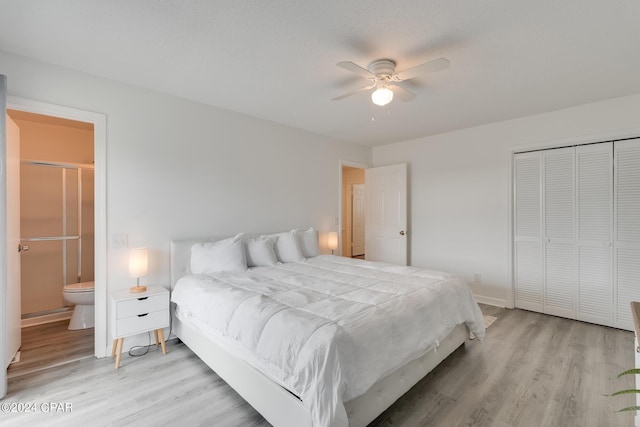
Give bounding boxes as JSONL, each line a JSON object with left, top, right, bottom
{"left": 116, "top": 310, "right": 169, "bottom": 337}
{"left": 116, "top": 294, "right": 168, "bottom": 319}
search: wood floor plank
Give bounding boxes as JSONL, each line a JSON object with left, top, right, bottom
{"left": 7, "top": 320, "right": 94, "bottom": 378}
{"left": 2, "top": 305, "right": 635, "bottom": 427}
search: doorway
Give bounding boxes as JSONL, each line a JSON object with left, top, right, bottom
{"left": 4, "top": 97, "right": 107, "bottom": 361}
{"left": 352, "top": 183, "right": 365, "bottom": 258}
{"left": 6, "top": 110, "right": 95, "bottom": 375}
{"left": 341, "top": 165, "right": 366, "bottom": 258}
{"left": 339, "top": 161, "right": 408, "bottom": 265}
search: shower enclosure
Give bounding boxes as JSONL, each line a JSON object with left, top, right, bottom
{"left": 20, "top": 160, "right": 94, "bottom": 319}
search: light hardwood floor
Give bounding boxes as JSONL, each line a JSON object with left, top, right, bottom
{"left": 7, "top": 320, "right": 94, "bottom": 378}
{"left": 3, "top": 305, "right": 635, "bottom": 427}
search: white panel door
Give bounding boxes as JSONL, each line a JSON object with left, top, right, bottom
{"left": 614, "top": 138, "right": 640, "bottom": 330}
{"left": 542, "top": 147, "right": 575, "bottom": 318}
{"left": 352, "top": 183, "right": 365, "bottom": 257}
{"left": 576, "top": 142, "right": 613, "bottom": 326}
{"left": 6, "top": 114, "right": 20, "bottom": 368}
{"left": 514, "top": 152, "right": 543, "bottom": 312}
{"left": 365, "top": 164, "right": 407, "bottom": 265}
{"left": 1, "top": 74, "right": 7, "bottom": 398}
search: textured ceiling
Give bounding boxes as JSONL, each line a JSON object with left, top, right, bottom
{"left": 1, "top": 1, "right": 639, "bottom": 146}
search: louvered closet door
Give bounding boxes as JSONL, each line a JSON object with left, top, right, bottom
{"left": 614, "top": 138, "right": 640, "bottom": 330}
{"left": 514, "top": 152, "right": 543, "bottom": 312}
{"left": 576, "top": 142, "right": 613, "bottom": 326}
{"left": 543, "top": 148, "right": 575, "bottom": 318}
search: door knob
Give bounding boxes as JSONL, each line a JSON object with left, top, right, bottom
{"left": 18, "top": 244, "right": 30, "bottom": 252}
{"left": 399, "top": 230, "right": 406, "bottom": 236}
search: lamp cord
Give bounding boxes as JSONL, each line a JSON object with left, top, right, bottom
{"left": 128, "top": 332, "right": 151, "bottom": 357}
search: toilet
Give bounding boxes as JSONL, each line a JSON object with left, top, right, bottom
{"left": 63, "top": 281, "right": 95, "bottom": 330}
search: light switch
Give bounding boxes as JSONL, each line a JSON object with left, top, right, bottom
{"left": 111, "top": 234, "right": 128, "bottom": 249}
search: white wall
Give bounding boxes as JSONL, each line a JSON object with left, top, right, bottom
{"left": 373, "top": 93, "right": 640, "bottom": 306}
{"left": 0, "top": 50, "right": 371, "bottom": 350}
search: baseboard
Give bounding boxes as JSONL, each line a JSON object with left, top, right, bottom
{"left": 21, "top": 310, "right": 73, "bottom": 328}
{"left": 474, "top": 294, "right": 506, "bottom": 307}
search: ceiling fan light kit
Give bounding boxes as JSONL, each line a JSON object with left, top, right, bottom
{"left": 333, "top": 57, "right": 450, "bottom": 106}
{"left": 371, "top": 85, "right": 393, "bottom": 106}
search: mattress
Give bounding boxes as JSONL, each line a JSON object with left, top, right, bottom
{"left": 171, "top": 255, "right": 485, "bottom": 427}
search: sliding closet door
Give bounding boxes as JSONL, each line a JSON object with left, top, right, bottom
{"left": 514, "top": 152, "right": 543, "bottom": 312}
{"left": 614, "top": 138, "right": 640, "bottom": 330}
{"left": 542, "top": 147, "right": 575, "bottom": 318}
{"left": 576, "top": 142, "right": 613, "bottom": 326}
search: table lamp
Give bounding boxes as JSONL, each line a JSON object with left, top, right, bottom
{"left": 327, "top": 232, "right": 338, "bottom": 255}
{"left": 129, "top": 247, "right": 148, "bottom": 293}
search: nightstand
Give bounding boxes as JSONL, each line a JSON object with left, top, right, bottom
{"left": 110, "top": 286, "right": 170, "bottom": 369}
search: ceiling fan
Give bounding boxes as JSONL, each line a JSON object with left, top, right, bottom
{"left": 332, "top": 57, "right": 450, "bottom": 106}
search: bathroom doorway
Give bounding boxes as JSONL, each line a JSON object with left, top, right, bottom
{"left": 341, "top": 165, "right": 366, "bottom": 258}
{"left": 6, "top": 110, "right": 95, "bottom": 376}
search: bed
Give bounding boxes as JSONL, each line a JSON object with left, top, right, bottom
{"left": 170, "top": 233, "right": 485, "bottom": 427}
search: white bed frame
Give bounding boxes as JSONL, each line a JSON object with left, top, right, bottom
{"left": 171, "top": 238, "right": 468, "bottom": 427}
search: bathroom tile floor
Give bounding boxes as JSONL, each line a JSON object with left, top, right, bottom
{"left": 7, "top": 320, "right": 94, "bottom": 378}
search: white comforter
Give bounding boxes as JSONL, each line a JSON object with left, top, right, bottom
{"left": 171, "top": 255, "right": 485, "bottom": 427}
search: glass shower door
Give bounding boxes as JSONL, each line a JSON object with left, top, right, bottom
{"left": 20, "top": 163, "right": 83, "bottom": 316}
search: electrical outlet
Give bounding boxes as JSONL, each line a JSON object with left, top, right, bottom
{"left": 473, "top": 273, "right": 481, "bottom": 284}
{"left": 111, "top": 234, "right": 128, "bottom": 249}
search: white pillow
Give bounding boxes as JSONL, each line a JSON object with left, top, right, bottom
{"left": 190, "top": 234, "right": 247, "bottom": 274}
{"left": 245, "top": 235, "right": 278, "bottom": 267}
{"left": 273, "top": 231, "right": 305, "bottom": 263}
{"left": 296, "top": 227, "right": 320, "bottom": 258}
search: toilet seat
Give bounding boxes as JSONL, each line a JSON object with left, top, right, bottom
{"left": 63, "top": 281, "right": 95, "bottom": 293}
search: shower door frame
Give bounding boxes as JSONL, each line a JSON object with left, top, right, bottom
{"left": 21, "top": 160, "right": 94, "bottom": 313}
{"left": 8, "top": 96, "right": 108, "bottom": 358}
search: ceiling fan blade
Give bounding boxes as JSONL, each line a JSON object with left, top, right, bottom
{"left": 331, "top": 84, "right": 375, "bottom": 101}
{"left": 336, "top": 61, "right": 375, "bottom": 79}
{"left": 391, "top": 84, "right": 416, "bottom": 102}
{"left": 396, "top": 58, "right": 450, "bottom": 81}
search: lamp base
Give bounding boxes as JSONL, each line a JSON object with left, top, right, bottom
{"left": 130, "top": 285, "right": 147, "bottom": 293}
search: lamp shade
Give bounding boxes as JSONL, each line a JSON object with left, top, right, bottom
{"left": 327, "top": 232, "right": 339, "bottom": 250}
{"left": 371, "top": 87, "right": 393, "bottom": 106}
{"left": 129, "top": 247, "right": 148, "bottom": 278}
